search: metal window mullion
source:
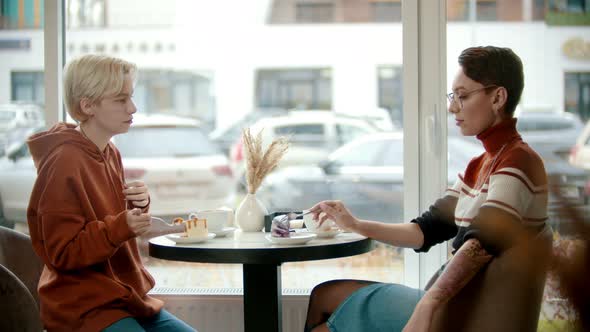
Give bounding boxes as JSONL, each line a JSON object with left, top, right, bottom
{"left": 402, "top": 0, "right": 420, "bottom": 289}
{"left": 44, "top": 0, "right": 65, "bottom": 125}
{"left": 403, "top": 0, "right": 448, "bottom": 290}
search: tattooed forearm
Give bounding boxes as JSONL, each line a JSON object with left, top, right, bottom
{"left": 423, "top": 238, "right": 492, "bottom": 305}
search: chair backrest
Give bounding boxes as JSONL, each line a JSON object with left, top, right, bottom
{"left": 429, "top": 224, "right": 553, "bottom": 332}
{"left": 0, "top": 263, "right": 43, "bottom": 331}
{"left": 0, "top": 226, "right": 43, "bottom": 307}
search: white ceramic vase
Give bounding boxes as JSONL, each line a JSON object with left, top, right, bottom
{"left": 235, "top": 193, "right": 268, "bottom": 232}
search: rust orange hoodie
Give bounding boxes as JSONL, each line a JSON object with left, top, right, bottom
{"left": 26, "top": 123, "right": 163, "bottom": 331}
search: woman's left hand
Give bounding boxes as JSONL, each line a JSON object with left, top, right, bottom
{"left": 124, "top": 181, "right": 150, "bottom": 208}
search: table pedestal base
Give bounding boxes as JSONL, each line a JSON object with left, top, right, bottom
{"left": 243, "top": 263, "right": 282, "bottom": 332}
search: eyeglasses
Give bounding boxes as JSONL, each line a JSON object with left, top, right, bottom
{"left": 447, "top": 85, "right": 498, "bottom": 109}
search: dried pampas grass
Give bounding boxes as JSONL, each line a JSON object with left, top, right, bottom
{"left": 242, "top": 128, "right": 289, "bottom": 194}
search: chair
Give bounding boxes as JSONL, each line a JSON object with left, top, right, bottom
{"left": 429, "top": 224, "right": 553, "bottom": 332}
{"left": 0, "top": 226, "right": 44, "bottom": 307}
{"left": 0, "top": 263, "right": 43, "bottom": 331}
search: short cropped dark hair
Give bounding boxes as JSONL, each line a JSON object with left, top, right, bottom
{"left": 458, "top": 46, "right": 524, "bottom": 117}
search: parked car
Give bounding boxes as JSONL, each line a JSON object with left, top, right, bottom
{"left": 514, "top": 112, "right": 589, "bottom": 225}
{"left": 568, "top": 118, "right": 590, "bottom": 212}
{"left": 211, "top": 108, "right": 395, "bottom": 156}
{"left": 515, "top": 111, "right": 584, "bottom": 159}
{"left": 0, "top": 103, "right": 45, "bottom": 155}
{"left": 0, "top": 126, "right": 43, "bottom": 229}
{"left": 209, "top": 108, "right": 288, "bottom": 155}
{"left": 569, "top": 119, "right": 590, "bottom": 171}
{"left": 286, "top": 108, "right": 396, "bottom": 132}
{"left": 256, "top": 133, "right": 484, "bottom": 223}
{"left": 0, "top": 114, "right": 236, "bottom": 229}
{"left": 0, "top": 103, "right": 45, "bottom": 134}
{"left": 229, "top": 111, "right": 381, "bottom": 191}
{"left": 449, "top": 111, "right": 584, "bottom": 156}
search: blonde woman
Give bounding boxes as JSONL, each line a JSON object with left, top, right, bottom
{"left": 26, "top": 55, "right": 195, "bottom": 332}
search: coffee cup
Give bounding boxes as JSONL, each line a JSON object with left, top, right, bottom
{"left": 189, "top": 209, "right": 233, "bottom": 232}
{"left": 303, "top": 212, "right": 334, "bottom": 233}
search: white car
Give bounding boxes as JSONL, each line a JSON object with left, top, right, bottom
{"left": 229, "top": 111, "right": 381, "bottom": 190}
{"left": 0, "top": 103, "right": 45, "bottom": 154}
{"left": 0, "top": 103, "right": 45, "bottom": 134}
{"left": 0, "top": 114, "right": 236, "bottom": 228}
{"left": 256, "top": 133, "right": 483, "bottom": 223}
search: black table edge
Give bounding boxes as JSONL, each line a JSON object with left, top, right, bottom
{"left": 149, "top": 237, "right": 375, "bottom": 265}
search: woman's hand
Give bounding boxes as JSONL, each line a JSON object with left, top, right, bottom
{"left": 308, "top": 200, "right": 360, "bottom": 232}
{"left": 123, "top": 181, "right": 150, "bottom": 208}
{"left": 126, "top": 208, "right": 151, "bottom": 236}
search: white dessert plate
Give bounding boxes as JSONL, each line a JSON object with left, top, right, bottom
{"left": 265, "top": 233, "right": 317, "bottom": 245}
{"left": 314, "top": 228, "right": 343, "bottom": 238}
{"left": 211, "top": 227, "right": 236, "bottom": 237}
{"left": 165, "top": 233, "right": 216, "bottom": 244}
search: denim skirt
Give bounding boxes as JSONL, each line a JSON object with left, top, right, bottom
{"left": 327, "top": 283, "right": 424, "bottom": 332}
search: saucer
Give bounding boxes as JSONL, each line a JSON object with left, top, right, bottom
{"left": 165, "top": 233, "right": 216, "bottom": 244}
{"left": 211, "top": 227, "right": 236, "bottom": 237}
{"left": 265, "top": 233, "right": 317, "bottom": 245}
{"left": 314, "top": 228, "right": 342, "bottom": 238}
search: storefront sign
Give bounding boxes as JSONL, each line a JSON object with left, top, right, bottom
{"left": 562, "top": 37, "right": 590, "bottom": 61}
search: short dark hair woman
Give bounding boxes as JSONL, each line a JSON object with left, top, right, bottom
{"left": 304, "top": 46, "right": 548, "bottom": 332}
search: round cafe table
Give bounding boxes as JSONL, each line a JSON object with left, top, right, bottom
{"left": 149, "top": 230, "right": 375, "bottom": 332}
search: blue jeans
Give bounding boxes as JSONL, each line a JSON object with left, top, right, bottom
{"left": 102, "top": 309, "right": 196, "bottom": 332}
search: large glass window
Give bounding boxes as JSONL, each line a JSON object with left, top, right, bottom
{"left": 26, "top": 0, "right": 403, "bottom": 292}
{"left": 1, "top": 0, "right": 45, "bottom": 29}
{"left": 476, "top": 0, "right": 498, "bottom": 21}
{"left": 296, "top": 2, "right": 334, "bottom": 23}
{"left": 256, "top": 68, "right": 332, "bottom": 110}
{"left": 550, "top": 0, "right": 590, "bottom": 13}
{"left": 378, "top": 65, "right": 403, "bottom": 127}
{"left": 448, "top": 0, "right": 523, "bottom": 22}
{"left": 447, "top": 1, "right": 590, "bottom": 328}
{"left": 11, "top": 71, "right": 45, "bottom": 105}
{"left": 66, "top": 0, "right": 106, "bottom": 28}
{"left": 0, "top": 0, "right": 44, "bottom": 231}
{"left": 269, "top": 0, "right": 404, "bottom": 24}
{"left": 134, "top": 70, "right": 215, "bottom": 131}
{"left": 533, "top": 0, "right": 547, "bottom": 20}
{"left": 565, "top": 72, "right": 590, "bottom": 121}
{"left": 371, "top": 1, "right": 402, "bottom": 22}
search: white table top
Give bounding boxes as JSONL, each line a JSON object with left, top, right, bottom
{"left": 151, "top": 229, "right": 367, "bottom": 249}
{"left": 149, "top": 229, "right": 374, "bottom": 264}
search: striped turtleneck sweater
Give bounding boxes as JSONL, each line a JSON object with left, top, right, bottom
{"left": 412, "top": 118, "right": 548, "bottom": 254}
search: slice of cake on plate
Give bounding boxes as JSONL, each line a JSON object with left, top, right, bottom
{"left": 174, "top": 217, "right": 208, "bottom": 238}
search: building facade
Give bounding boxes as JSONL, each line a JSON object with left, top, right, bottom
{"left": 1, "top": 0, "right": 589, "bottom": 130}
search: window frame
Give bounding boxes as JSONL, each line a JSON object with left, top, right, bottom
{"left": 44, "top": 0, "right": 450, "bottom": 290}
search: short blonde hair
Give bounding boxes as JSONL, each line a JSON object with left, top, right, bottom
{"left": 63, "top": 54, "right": 137, "bottom": 122}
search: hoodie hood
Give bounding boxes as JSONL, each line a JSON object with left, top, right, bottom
{"left": 27, "top": 123, "right": 109, "bottom": 169}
